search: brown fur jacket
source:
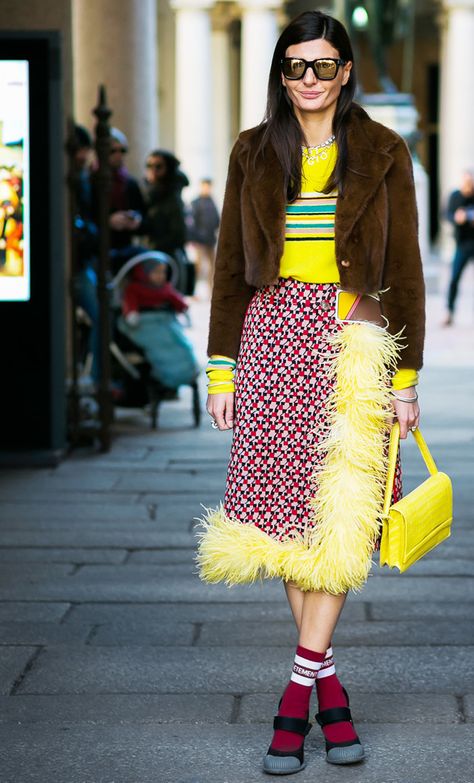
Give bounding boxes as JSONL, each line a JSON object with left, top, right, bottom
{"left": 208, "top": 103, "right": 425, "bottom": 369}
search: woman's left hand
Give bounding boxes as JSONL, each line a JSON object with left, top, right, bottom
{"left": 391, "top": 386, "right": 420, "bottom": 439}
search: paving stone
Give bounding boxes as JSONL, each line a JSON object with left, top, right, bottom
{"left": 72, "top": 563, "right": 198, "bottom": 580}
{"left": 0, "top": 693, "right": 233, "bottom": 725}
{"left": 16, "top": 646, "right": 474, "bottom": 695}
{"left": 65, "top": 600, "right": 366, "bottom": 626}
{"left": 90, "top": 620, "right": 194, "bottom": 646}
{"left": 197, "top": 618, "right": 474, "bottom": 647}
{"left": 0, "top": 502, "right": 150, "bottom": 522}
{"left": 59, "top": 446, "right": 151, "bottom": 464}
{"left": 143, "top": 450, "right": 229, "bottom": 465}
{"left": 0, "top": 647, "right": 38, "bottom": 695}
{"left": 127, "top": 548, "right": 196, "bottom": 564}
{"left": 5, "top": 567, "right": 473, "bottom": 605}
{"left": 0, "top": 516, "right": 158, "bottom": 531}
{"left": 0, "top": 563, "right": 75, "bottom": 582}
{"left": 436, "top": 529, "right": 474, "bottom": 547}
{"left": 113, "top": 470, "right": 225, "bottom": 494}
{"left": 0, "top": 492, "right": 142, "bottom": 505}
{"left": 153, "top": 498, "right": 220, "bottom": 530}
{"left": 0, "top": 622, "right": 91, "bottom": 646}
{"left": 0, "top": 723, "right": 473, "bottom": 783}
{"left": 428, "top": 543, "right": 474, "bottom": 559}
{"left": 0, "top": 471, "right": 120, "bottom": 493}
{"left": 168, "top": 457, "right": 229, "bottom": 467}
{"left": 373, "top": 558, "right": 474, "bottom": 577}
{"left": 0, "top": 529, "right": 195, "bottom": 549}
{"left": 369, "top": 600, "right": 474, "bottom": 621}
{"left": 0, "top": 516, "right": 193, "bottom": 533}
{"left": 0, "top": 548, "right": 128, "bottom": 564}
{"left": 0, "top": 602, "right": 70, "bottom": 623}
{"left": 239, "top": 692, "right": 460, "bottom": 724}
{"left": 0, "top": 569, "right": 282, "bottom": 602}
{"left": 352, "top": 575, "right": 474, "bottom": 602}
{"left": 195, "top": 621, "right": 305, "bottom": 647}
{"left": 463, "top": 694, "right": 474, "bottom": 721}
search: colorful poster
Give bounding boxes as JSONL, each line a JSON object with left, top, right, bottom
{"left": 0, "top": 60, "right": 29, "bottom": 301}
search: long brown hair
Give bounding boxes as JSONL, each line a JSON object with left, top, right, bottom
{"left": 252, "top": 10, "right": 356, "bottom": 200}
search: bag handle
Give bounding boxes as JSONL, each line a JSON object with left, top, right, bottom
{"left": 382, "top": 422, "right": 439, "bottom": 517}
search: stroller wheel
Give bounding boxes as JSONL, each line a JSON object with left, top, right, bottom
{"left": 192, "top": 381, "right": 201, "bottom": 427}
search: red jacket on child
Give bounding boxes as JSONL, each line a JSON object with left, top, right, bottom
{"left": 122, "top": 264, "right": 188, "bottom": 316}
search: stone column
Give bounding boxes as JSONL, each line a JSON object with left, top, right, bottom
{"left": 439, "top": 0, "right": 474, "bottom": 201}
{"left": 172, "top": 0, "right": 214, "bottom": 192}
{"left": 240, "top": 0, "right": 279, "bottom": 130}
{"left": 211, "top": 6, "right": 235, "bottom": 204}
{"left": 73, "top": 0, "right": 159, "bottom": 178}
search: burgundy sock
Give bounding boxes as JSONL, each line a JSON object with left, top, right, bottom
{"left": 270, "top": 645, "right": 325, "bottom": 753}
{"left": 316, "top": 646, "right": 358, "bottom": 744}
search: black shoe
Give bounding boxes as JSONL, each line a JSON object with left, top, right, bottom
{"left": 315, "top": 687, "right": 365, "bottom": 765}
{"left": 263, "top": 715, "right": 312, "bottom": 775}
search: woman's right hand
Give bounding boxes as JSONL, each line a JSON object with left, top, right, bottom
{"left": 207, "top": 392, "right": 235, "bottom": 430}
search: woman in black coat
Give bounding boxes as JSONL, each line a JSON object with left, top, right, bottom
{"left": 140, "top": 149, "right": 189, "bottom": 255}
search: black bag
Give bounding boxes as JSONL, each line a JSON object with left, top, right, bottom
{"left": 173, "top": 248, "right": 196, "bottom": 296}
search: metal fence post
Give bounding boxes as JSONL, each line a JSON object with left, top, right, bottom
{"left": 93, "top": 85, "right": 113, "bottom": 452}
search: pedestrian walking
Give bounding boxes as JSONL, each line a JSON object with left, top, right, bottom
{"left": 196, "top": 9, "right": 425, "bottom": 776}
{"left": 443, "top": 169, "right": 474, "bottom": 326}
{"left": 189, "top": 178, "right": 220, "bottom": 290}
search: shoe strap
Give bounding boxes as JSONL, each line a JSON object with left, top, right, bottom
{"left": 273, "top": 715, "right": 312, "bottom": 736}
{"left": 315, "top": 706, "right": 352, "bottom": 726}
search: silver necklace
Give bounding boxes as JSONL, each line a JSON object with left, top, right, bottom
{"left": 302, "top": 134, "right": 336, "bottom": 165}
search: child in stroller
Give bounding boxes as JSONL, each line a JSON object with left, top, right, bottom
{"left": 117, "top": 255, "right": 200, "bottom": 394}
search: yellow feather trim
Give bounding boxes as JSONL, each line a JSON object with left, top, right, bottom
{"left": 195, "top": 322, "right": 404, "bottom": 595}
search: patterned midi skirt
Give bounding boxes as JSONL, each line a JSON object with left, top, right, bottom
{"left": 197, "top": 278, "right": 402, "bottom": 595}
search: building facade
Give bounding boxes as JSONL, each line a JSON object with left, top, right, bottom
{"left": 1, "top": 0, "right": 473, "bottom": 240}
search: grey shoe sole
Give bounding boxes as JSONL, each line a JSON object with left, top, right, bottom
{"left": 326, "top": 743, "right": 365, "bottom": 765}
{"left": 262, "top": 755, "right": 306, "bottom": 775}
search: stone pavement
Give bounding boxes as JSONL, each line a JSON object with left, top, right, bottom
{"left": 0, "top": 257, "right": 473, "bottom": 783}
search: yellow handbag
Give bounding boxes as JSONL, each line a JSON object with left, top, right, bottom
{"left": 379, "top": 422, "right": 453, "bottom": 572}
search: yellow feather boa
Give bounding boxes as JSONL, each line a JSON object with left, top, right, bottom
{"left": 195, "top": 322, "right": 404, "bottom": 594}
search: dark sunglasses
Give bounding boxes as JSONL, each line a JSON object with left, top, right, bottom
{"left": 281, "top": 57, "right": 347, "bottom": 81}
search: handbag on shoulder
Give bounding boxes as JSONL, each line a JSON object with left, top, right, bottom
{"left": 379, "top": 422, "right": 453, "bottom": 572}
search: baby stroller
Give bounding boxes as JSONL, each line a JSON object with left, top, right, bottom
{"left": 110, "top": 250, "right": 201, "bottom": 429}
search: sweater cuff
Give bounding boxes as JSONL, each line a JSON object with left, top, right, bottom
{"left": 392, "top": 368, "right": 419, "bottom": 390}
{"left": 208, "top": 381, "right": 235, "bottom": 395}
{"left": 206, "top": 354, "right": 236, "bottom": 394}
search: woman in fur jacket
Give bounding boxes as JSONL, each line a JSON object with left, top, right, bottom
{"left": 196, "top": 9, "right": 424, "bottom": 775}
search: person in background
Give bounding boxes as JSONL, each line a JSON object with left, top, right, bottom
{"left": 140, "top": 149, "right": 189, "bottom": 255}
{"left": 69, "top": 124, "right": 100, "bottom": 383}
{"left": 189, "top": 178, "right": 220, "bottom": 291}
{"left": 103, "top": 128, "right": 145, "bottom": 255}
{"left": 443, "top": 169, "right": 474, "bottom": 326}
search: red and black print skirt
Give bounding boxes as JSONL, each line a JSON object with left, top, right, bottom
{"left": 223, "top": 278, "right": 402, "bottom": 544}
